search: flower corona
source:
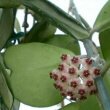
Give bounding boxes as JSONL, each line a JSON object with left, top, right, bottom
{"left": 50, "top": 54, "right": 101, "bottom": 101}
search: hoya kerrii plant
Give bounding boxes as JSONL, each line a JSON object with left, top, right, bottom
{"left": 0, "top": 0, "right": 110, "bottom": 110}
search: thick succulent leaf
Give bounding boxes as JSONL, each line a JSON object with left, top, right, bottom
{"left": 93, "top": 1, "right": 110, "bottom": 33}
{"left": 0, "top": 9, "right": 14, "bottom": 49}
{"left": 0, "top": 71, "right": 13, "bottom": 110}
{"left": 99, "top": 28, "right": 110, "bottom": 62}
{"left": 0, "top": 54, "right": 13, "bottom": 110}
{"left": 4, "top": 43, "right": 74, "bottom": 107}
{"left": 23, "top": 20, "right": 56, "bottom": 42}
{"left": 21, "top": 0, "right": 89, "bottom": 40}
{"left": 60, "top": 103, "right": 79, "bottom": 110}
{"left": 1, "top": 103, "right": 8, "bottom": 110}
{"left": 79, "top": 95, "right": 101, "bottom": 110}
{"left": 46, "top": 34, "right": 80, "bottom": 55}
{"left": 60, "top": 95, "right": 101, "bottom": 110}
{"left": 0, "top": 0, "right": 20, "bottom": 7}
{"left": 99, "top": 25, "right": 110, "bottom": 108}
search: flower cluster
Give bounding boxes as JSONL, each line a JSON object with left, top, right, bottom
{"left": 50, "top": 54, "right": 101, "bottom": 101}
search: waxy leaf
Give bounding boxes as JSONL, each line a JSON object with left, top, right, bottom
{"left": 99, "top": 28, "right": 110, "bottom": 108}
{"left": 99, "top": 28, "right": 110, "bottom": 62}
{"left": 23, "top": 20, "right": 56, "bottom": 42}
{"left": 46, "top": 34, "right": 80, "bottom": 55}
{"left": 0, "top": 71, "right": 13, "bottom": 110}
{"left": 22, "top": 0, "right": 89, "bottom": 40}
{"left": 60, "top": 103, "right": 79, "bottom": 110}
{"left": 0, "top": 0, "right": 20, "bottom": 7}
{"left": 93, "top": 1, "right": 110, "bottom": 33}
{"left": 4, "top": 43, "right": 74, "bottom": 107}
{"left": 0, "top": 54, "right": 13, "bottom": 110}
{"left": 79, "top": 95, "right": 101, "bottom": 110}
{"left": 0, "top": 9, "right": 14, "bottom": 50}
{"left": 60, "top": 96, "right": 101, "bottom": 110}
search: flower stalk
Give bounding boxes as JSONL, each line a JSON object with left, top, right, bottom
{"left": 69, "top": 0, "right": 110, "bottom": 110}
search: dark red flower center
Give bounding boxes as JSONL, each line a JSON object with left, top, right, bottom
{"left": 78, "top": 89, "right": 85, "bottom": 95}
{"left": 70, "top": 97, "right": 77, "bottom": 101}
{"left": 61, "top": 54, "right": 67, "bottom": 61}
{"left": 52, "top": 74, "right": 58, "bottom": 80}
{"left": 71, "top": 57, "right": 79, "bottom": 64}
{"left": 70, "top": 81, "right": 77, "bottom": 88}
{"left": 67, "top": 91, "right": 73, "bottom": 96}
{"left": 94, "top": 68, "right": 100, "bottom": 76}
{"left": 85, "top": 58, "right": 93, "bottom": 65}
{"left": 69, "top": 67, "right": 76, "bottom": 74}
{"left": 86, "top": 80, "right": 93, "bottom": 87}
{"left": 83, "top": 70, "right": 90, "bottom": 77}
{"left": 58, "top": 64, "right": 64, "bottom": 71}
{"left": 60, "top": 75, "right": 67, "bottom": 82}
{"left": 61, "top": 92, "right": 66, "bottom": 97}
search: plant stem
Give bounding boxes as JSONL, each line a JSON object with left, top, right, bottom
{"left": 83, "top": 39, "right": 110, "bottom": 110}
{"left": 68, "top": 0, "right": 91, "bottom": 32}
{"left": 70, "top": 0, "right": 110, "bottom": 110}
{"left": 22, "top": 7, "right": 28, "bottom": 36}
{"left": 80, "top": 16, "right": 91, "bottom": 32}
{"left": 68, "top": 0, "right": 82, "bottom": 23}
{"left": 95, "top": 76, "right": 110, "bottom": 110}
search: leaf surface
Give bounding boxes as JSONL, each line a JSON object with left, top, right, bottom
{"left": 0, "top": 9, "right": 14, "bottom": 49}
{"left": 4, "top": 43, "right": 74, "bottom": 107}
{"left": 46, "top": 34, "right": 80, "bottom": 55}
{"left": 0, "top": 54, "right": 13, "bottom": 110}
{"left": 22, "top": 0, "right": 89, "bottom": 40}
{"left": 60, "top": 95, "right": 101, "bottom": 110}
{"left": 93, "top": 1, "right": 110, "bottom": 32}
{"left": 23, "top": 20, "right": 56, "bottom": 42}
{"left": 99, "top": 28, "right": 110, "bottom": 62}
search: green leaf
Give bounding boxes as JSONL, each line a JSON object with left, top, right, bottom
{"left": 98, "top": 30, "right": 110, "bottom": 102}
{"left": 0, "top": 9, "right": 14, "bottom": 49}
{"left": 23, "top": 20, "right": 56, "bottom": 42}
{"left": 0, "top": 71, "right": 13, "bottom": 110}
{"left": 60, "top": 103, "right": 79, "bottom": 110}
{"left": 1, "top": 103, "right": 8, "bottom": 110}
{"left": 4, "top": 43, "right": 74, "bottom": 107}
{"left": 79, "top": 95, "right": 101, "bottom": 110}
{"left": 60, "top": 95, "right": 101, "bottom": 110}
{"left": 0, "top": 54, "right": 13, "bottom": 110}
{"left": 21, "top": 0, "right": 89, "bottom": 40}
{"left": 46, "top": 34, "right": 80, "bottom": 55}
{"left": 93, "top": 1, "right": 110, "bottom": 33}
{"left": 0, "top": 0, "right": 20, "bottom": 7}
{"left": 99, "top": 28, "right": 110, "bottom": 62}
